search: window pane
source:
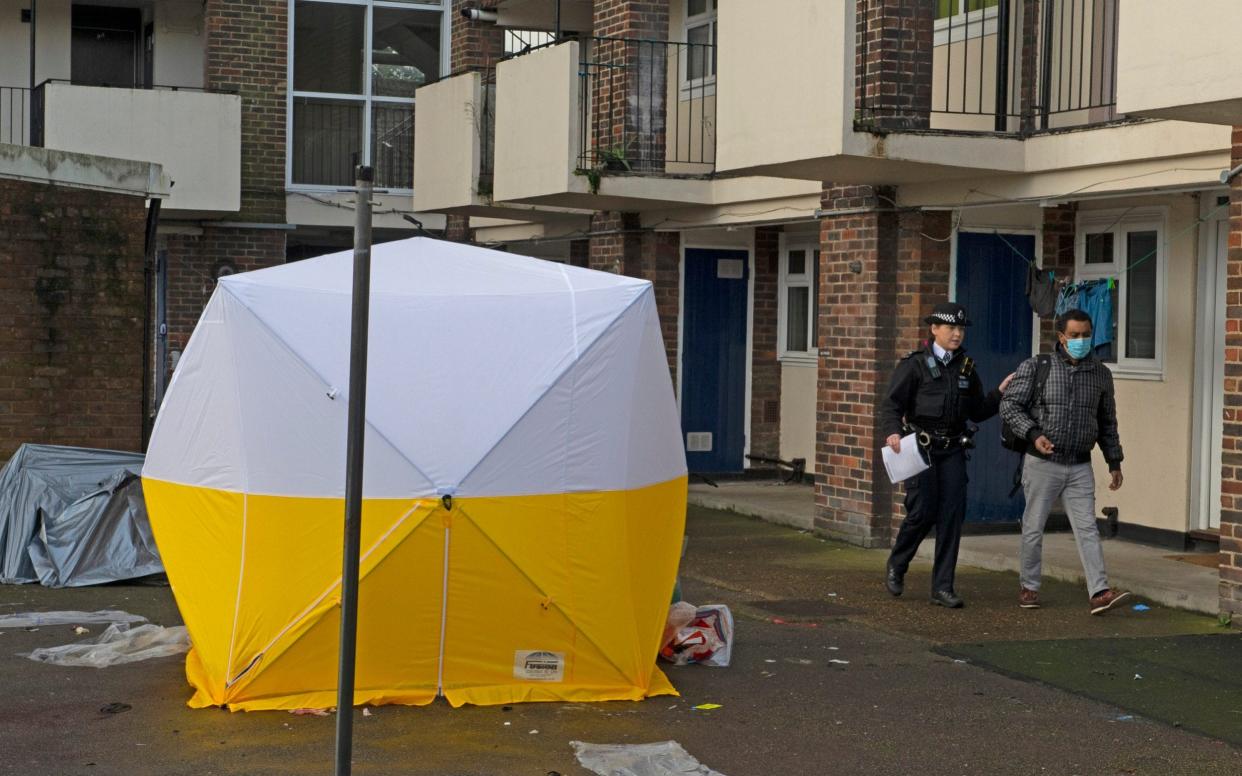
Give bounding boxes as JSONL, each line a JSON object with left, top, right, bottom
{"left": 372, "top": 7, "right": 442, "bottom": 98}
{"left": 1126, "top": 231, "right": 1158, "bottom": 359}
{"left": 787, "top": 249, "right": 806, "bottom": 276}
{"left": 292, "top": 97, "right": 363, "bottom": 186}
{"left": 687, "top": 0, "right": 707, "bottom": 17}
{"left": 372, "top": 103, "right": 415, "bottom": 189}
{"left": 1085, "top": 232, "right": 1113, "bottom": 264}
{"left": 786, "top": 287, "right": 809, "bottom": 352}
{"left": 294, "top": 1, "right": 365, "bottom": 94}
{"left": 936, "top": 0, "right": 956, "bottom": 19}
{"left": 687, "top": 23, "right": 711, "bottom": 80}
{"left": 966, "top": 0, "right": 999, "bottom": 11}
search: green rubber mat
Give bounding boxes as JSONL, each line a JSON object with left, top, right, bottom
{"left": 938, "top": 633, "right": 1242, "bottom": 745}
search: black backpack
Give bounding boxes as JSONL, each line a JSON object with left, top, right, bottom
{"left": 1000, "top": 354, "right": 1051, "bottom": 454}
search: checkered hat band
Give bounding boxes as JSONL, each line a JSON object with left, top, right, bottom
{"left": 931, "top": 313, "right": 960, "bottom": 323}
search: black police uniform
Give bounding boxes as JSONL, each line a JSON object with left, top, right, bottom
{"left": 879, "top": 338, "right": 1001, "bottom": 603}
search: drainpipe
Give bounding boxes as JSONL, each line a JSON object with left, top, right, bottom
{"left": 29, "top": 0, "right": 36, "bottom": 89}
{"left": 460, "top": 7, "right": 498, "bottom": 22}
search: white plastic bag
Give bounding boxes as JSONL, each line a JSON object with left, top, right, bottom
{"left": 0, "top": 610, "right": 147, "bottom": 629}
{"left": 659, "top": 604, "right": 733, "bottom": 667}
{"left": 23, "top": 622, "right": 189, "bottom": 667}
{"left": 571, "top": 741, "right": 727, "bottom": 776}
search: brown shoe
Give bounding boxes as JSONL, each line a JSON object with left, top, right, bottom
{"left": 1089, "top": 588, "right": 1131, "bottom": 615}
{"left": 1019, "top": 588, "right": 1040, "bottom": 609}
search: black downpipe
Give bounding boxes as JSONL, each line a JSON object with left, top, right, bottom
{"left": 140, "top": 198, "right": 161, "bottom": 449}
{"left": 994, "top": 0, "right": 1011, "bottom": 131}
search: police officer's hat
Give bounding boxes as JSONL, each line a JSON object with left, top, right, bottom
{"left": 924, "top": 302, "right": 972, "bottom": 327}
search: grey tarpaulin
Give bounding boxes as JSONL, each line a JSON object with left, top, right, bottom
{"left": 0, "top": 444, "right": 161, "bottom": 586}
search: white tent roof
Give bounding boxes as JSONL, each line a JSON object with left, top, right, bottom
{"left": 143, "top": 238, "right": 686, "bottom": 499}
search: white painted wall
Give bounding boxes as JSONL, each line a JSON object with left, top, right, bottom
{"left": 493, "top": 42, "right": 578, "bottom": 203}
{"left": 41, "top": 82, "right": 239, "bottom": 212}
{"left": 154, "top": 0, "right": 205, "bottom": 89}
{"left": 1116, "top": 0, "right": 1242, "bottom": 124}
{"left": 1081, "top": 195, "right": 1200, "bottom": 534}
{"left": 413, "top": 71, "right": 483, "bottom": 212}
{"left": 715, "top": 0, "right": 851, "bottom": 174}
{"left": 0, "top": 0, "right": 202, "bottom": 88}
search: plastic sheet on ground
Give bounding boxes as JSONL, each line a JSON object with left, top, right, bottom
{"left": 0, "top": 609, "right": 147, "bottom": 629}
{"left": 23, "top": 622, "right": 189, "bottom": 667}
{"left": 571, "top": 741, "right": 727, "bottom": 776}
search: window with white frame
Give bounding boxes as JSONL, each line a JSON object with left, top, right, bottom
{"left": 935, "top": 0, "right": 999, "bottom": 20}
{"left": 779, "top": 240, "right": 820, "bottom": 361}
{"left": 1074, "top": 209, "right": 1165, "bottom": 375}
{"left": 290, "top": 0, "right": 447, "bottom": 191}
{"left": 683, "top": 0, "right": 716, "bottom": 85}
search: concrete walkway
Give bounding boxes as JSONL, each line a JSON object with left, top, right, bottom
{"left": 688, "top": 480, "right": 1221, "bottom": 614}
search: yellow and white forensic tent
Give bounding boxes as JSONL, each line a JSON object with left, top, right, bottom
{"left": 141, "top": 237, "right": 687, "bottom": 711}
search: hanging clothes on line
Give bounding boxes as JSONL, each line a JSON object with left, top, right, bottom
{"left": 1026, "top": 265, "right": 1059, "bottom": 318}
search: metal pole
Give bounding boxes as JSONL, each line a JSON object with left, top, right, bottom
{"left": 994, "top": 0, "right": 1011, "bottom": 132}
{"left": 334, "top": 164, "right": 374, "bottom": 776}
{"left": 29, "top": 0, "right": 37, "bottom": 90}
{"left": 554, "top": 0, "right": 562, "bottom": 40}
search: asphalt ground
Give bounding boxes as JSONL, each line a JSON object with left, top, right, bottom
{"left": 0, "top": 505, "right": 1238, "bottom": 776}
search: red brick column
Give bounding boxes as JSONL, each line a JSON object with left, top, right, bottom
{"left": 1220, "top": 127, "right": 1242, "bottom": 619}
{"left": 855, "top": 0, "right": 934, "bottom": 131}
{"left": 444, "top": 215, "right": 471, "bottom": 242}
{"left": 0, "top": 179, "right": 147, "bottom": 457}
{"left": 204, "top": 0, "right": 287, "bottom": 224}
{"left": 1038, "top": 203, "right": 1077, "bottom": 350}
{"left": 590, "top": 1, "right": 670, "bottom": 173}
{"left": 815, "top": 186, "right": 950, "bottom": 547}
{"left": 815, "top": 185, "right": 899, "bottom": 547}
{"left": 751, "top": 226, "right": 782, "bottom": 460}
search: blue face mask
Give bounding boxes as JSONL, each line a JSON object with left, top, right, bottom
{"left": 1065, "top": 338, "right": 1092, "bottom": 359}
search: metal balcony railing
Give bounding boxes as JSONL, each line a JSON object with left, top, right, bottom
{"left": 856, "top": 0, "right": 1119, "bottom": 135}
{"left": 0, "top": 86, "right": 31, "bottom": 145}
{"left": 577, "top": 37, "right": 715, "bottom": 176}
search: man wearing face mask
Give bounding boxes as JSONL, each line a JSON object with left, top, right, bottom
{"left": 880, "top": 302, "right": 1014, "bottom": 609}
{"left": 1000, "top": 309, "right": 1129, "bottom": 615}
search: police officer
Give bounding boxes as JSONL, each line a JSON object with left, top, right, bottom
{"left": 880, "top": 302, "right": 1013, "bottom": 608}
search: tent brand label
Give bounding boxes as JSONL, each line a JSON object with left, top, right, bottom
{"left": 514, "top": 650, "right": 565, "bottom": 682}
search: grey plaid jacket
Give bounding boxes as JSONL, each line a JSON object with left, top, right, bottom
{"left": 999, "top": 348, "right": 1124, "bottom": 471}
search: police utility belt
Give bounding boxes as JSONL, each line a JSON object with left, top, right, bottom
{"left": 904, "top": 424, "right": 976, "bottom": 453}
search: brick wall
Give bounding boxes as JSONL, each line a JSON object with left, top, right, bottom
{"left": 751, "top": 226, "right": 782, "bottom": 460}
{"left": 815, "top": 184, "right": 899, "bottom": 547}
{"left": 451, "top": 0, "right": 505, "bottom": 73}
{"left": 162, "top": 228, "right": 287, "bottom": 375}
{"left": 814, "top": 186, "right": 950, "bottom": 547}
{"left": 1220, "top": 127, "right": 1242, "bottom": 618}
{"left": 1038, "top": 203, "right": 1077, "bottom": 350}
{"left": 0, "top": 179, "right": 148, "bottom": 458}
{"left": 855, "top": 0, "right": 934, "bottom": 131}
{"left": 445, "top": 214, "right": 471, "bottom": 242}
{"left": 204, "top": 0, "right": 288, "bottom": 224}
{"left": 590, "top": 2, "right": 670, "bottom": 173}
{"left": 588, "top": 211, "right": 640, "bottom": 274}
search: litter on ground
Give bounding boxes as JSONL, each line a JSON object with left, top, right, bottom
{"left": 23, "top": 623, "right": 189, "bottom": 668}
{"left": 571, "top": 740, "right": 727, "bottom": 776}
{"left": 0, "top": 610, "right": 146, "bottom": 629}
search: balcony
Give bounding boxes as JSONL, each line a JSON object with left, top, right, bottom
{"left": 26, "top": 81, "right": 240, "bottom": 213}
{"left": 413, "top": 67, "right": 500, "bottom": 216}
{"left": 1115, "top": 0, "right": 1242, "bottom": 125}
{"left": 713, "top": 0, "right": 1228, "bottom": 195}
{"left": 490, "top": 39, "right": 717, "bottom": 211}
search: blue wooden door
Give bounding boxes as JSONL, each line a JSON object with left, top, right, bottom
{"left": 681, "top": 248, "right": 749, "bottom": 473}
{"left": 954, "top": 232, "right": 1035, "bottom": 523}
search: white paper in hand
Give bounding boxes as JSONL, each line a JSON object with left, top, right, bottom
{"left": 881, "top": 434, "right": 929, "bottom": 484}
